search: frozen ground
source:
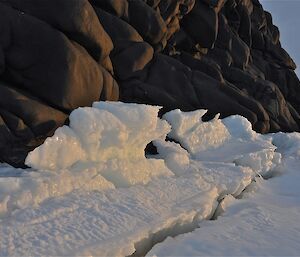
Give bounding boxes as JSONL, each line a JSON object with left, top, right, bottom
{"left": 0, "top": 102, "right": 299, "bottom": 256}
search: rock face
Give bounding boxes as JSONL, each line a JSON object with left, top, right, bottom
{"left": 0, "top": 0, "right": 299, "bottom": 167}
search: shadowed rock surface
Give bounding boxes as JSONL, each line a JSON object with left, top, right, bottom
{"left": 0, "top": 0, "right": 299, "bottom": 167}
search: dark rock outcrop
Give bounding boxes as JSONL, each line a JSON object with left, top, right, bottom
{"left": 0, "top": 0, "right": 299, "bottom": 167}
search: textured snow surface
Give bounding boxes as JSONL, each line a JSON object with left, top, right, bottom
{"left": 147, "top": 134, "right": 300, "bottom": 256}
{"left": 0, "top": 102, "right": 298, "bottom": 256}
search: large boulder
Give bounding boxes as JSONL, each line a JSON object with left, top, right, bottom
{"left": 182, "top": 0, "right": 218, "bottom": 48}
{"left": 0, "top": 2, "right": 118, "bottom": 166}
{"left": 94, "top": 8, "right": 154, "bottom": 80}
{"left": 0, "top": 0, "right": 113, "bottom": 69}
{"left": 0, "top": 81, "right": 68, "bottom": 166}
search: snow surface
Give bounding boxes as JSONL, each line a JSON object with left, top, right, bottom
{"left": 147, "top": 134, "right": 300, "bottom": 256}
{"left": 0, "top": 102, "right": 299, "bottom": 256}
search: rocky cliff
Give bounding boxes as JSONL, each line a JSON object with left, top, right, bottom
{"left": 0, "top": 0, "right": 299, "bottom": 167}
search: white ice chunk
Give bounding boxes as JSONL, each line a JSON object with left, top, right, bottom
{"left": 272, "top": 132, "right": 300, "bottom": 157}
{"left": 26, "top": 126, "right": 86, "bottom": 170}
{"left": 162, "top": 109, "right": 281, "bottom": 176}
{"left": 222, "top": 115, "right": 256, "bottom": 140}
{"left": 25, "top": 103, "right": 173, "bottom": 187}
{"left": 163, "top": 109, "right": 230, "bottom": 154}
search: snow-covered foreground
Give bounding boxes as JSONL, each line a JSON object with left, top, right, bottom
{"left": 148, "top": 134, "right": 300, "bottom": 256}
{"left": 0, "top": 102, "right": 299, "bottom": 256}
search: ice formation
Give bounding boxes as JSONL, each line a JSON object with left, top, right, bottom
{"left": 26, "top": 102, "right": 172, "bottom": 187}
{"left": 0, "top": 101, "right": 298, "bottom": 256}
{"left": 158, "top": 109, "right": 280, "bottom": 178}
{"left": 163, "top": 110, "right": 230, "bottom": 154}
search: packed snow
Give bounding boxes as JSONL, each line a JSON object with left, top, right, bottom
{"left": 0, "top": 101, "right": 299, "bottom": 256}
{"left": 147, "top": 134, "right": 300, "bottom": 256}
